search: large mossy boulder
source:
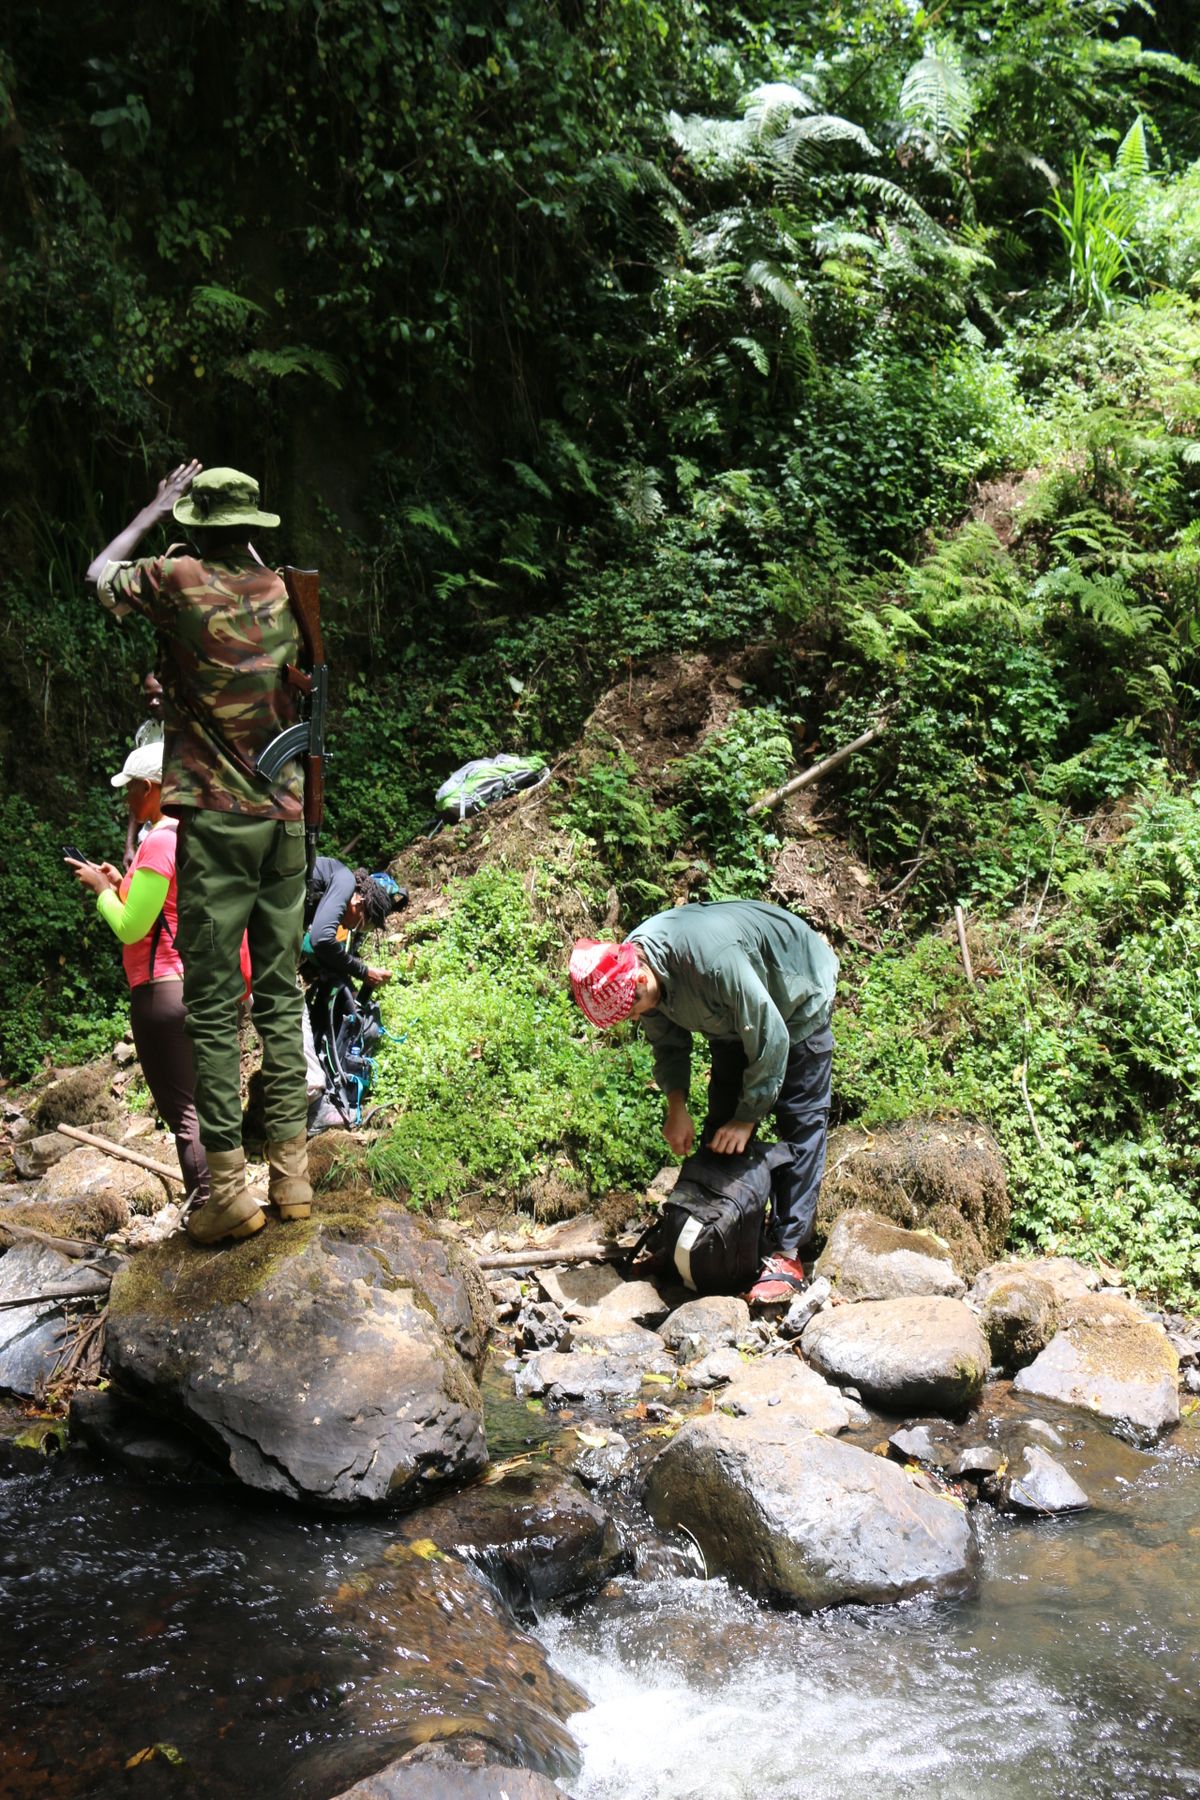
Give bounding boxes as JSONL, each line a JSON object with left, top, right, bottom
{"left": 813, "top": 1209, "right": 965, "bottom": 1301}
{"left": 801, "top": 1296, "right": 989, "bottom": 1418}
{"left": 1013, "top": 1294, "right": 1179, "bottom": 1442}
{"left": 819, "top": 1119, "right": 1008, "bottom": 1278}
{"left": 643, "top": 1413, "right": 977, "bottom": 1610}
{"left": 105, "top": 1194, "right": 492, "bottom": 1508}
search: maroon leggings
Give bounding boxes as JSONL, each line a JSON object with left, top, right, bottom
{"left": 129, "top": 979, "right": 209, "bottom": 1205}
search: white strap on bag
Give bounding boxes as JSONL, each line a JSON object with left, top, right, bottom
{"left": 673, "top": 1216, "right": 704, "bottom": 1292}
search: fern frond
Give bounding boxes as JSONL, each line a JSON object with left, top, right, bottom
{"left": 743, "top": 82, "right": 821, "bottom": 138}
{"left": 731, "top": 335, "right": 771, "bottom": 376}
{"left": 771, "top": 113, "right": 880, "bottom": 174}
{"left": 899, "top": 45, "right": 974, "bottom": 142}
{"left": 668, "top": 110, "right": 751, "bottom": 171}
{"left": 743, "top": 259, "right": 808, "bottom": 321}
{"left": 506, "top": 460, "right": 553, "bottom": 500}
{"left": 837, "top": 172, "right": 949, "bottom": 243}
{"left": 812, "top": 225, "right": 884, "bottom": 263}
{"left": 229, "top": 346, "right": 345, "bottom": 389}
{"left": 618, "top": 464, "right": 666, "bottom": 529}
{"left": 191, "top": 284, "right": 268, "bottom": 321}
{"left": 403, "top": 504, "right": 460, "bottom": 547}
{"left": 1115, "top": 115, "right": 1150, "bottom": 181}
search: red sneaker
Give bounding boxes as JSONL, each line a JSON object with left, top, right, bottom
{"left": 747, "top": 1253, "right": 808, "bottom": 1304}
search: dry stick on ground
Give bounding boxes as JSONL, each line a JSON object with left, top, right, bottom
{"left": 748, "top": 722, "right": 887, "bottom": 818}
{"left": 57, "top": 1123, "right": 184, "bottom": 1186}
{"left": 0, "top": 1220, "right": 113, "bottom": 1260}
{"left": 954, "top": 904, "right": 976, "bottom": 987}
{"left": 0, "top": 1281, "right": 111, "bottom": 1310}
{"left": 476, "top": 1242, "right": 628, "bottom": 1270}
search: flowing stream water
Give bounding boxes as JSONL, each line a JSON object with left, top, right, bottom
{"left": 1, "top": 1402, "right": 1196, "bottom": 1799}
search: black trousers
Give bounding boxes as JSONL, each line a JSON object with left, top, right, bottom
{"left": 701, "top": 1023, "right": 833, "bottom": 1256}
{"left": 129, "top": 978, "right": 209, "bottom": 1205}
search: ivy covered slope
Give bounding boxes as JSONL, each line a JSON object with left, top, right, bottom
{"left": 4, "top": 4, "right": 1200, "bottom": 1300}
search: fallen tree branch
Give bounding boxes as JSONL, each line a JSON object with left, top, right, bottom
{"left": 477, "top": 1242, "right": 626, "bottom": 1270}
{"left": 57, "top": 1123, "right": 184, "bottom": 1187}
{"left": 0, "top": 1221, "right": 112, "bottom": 1260}
{"left": 954, "top": 904, "right": 976, "bottom": 987}
{"left": 748, "top": 722, "right": 887, "bottom": 818}
{"left": 0, "top": 1280, "right": 111, "bottom": 1310}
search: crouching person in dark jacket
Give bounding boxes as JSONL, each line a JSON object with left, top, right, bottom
{"left": 570, "top": 900, "right": 838, "bottom": 1303}
{"left": 302, "top": 860, "right": 407, "bottom": 1129}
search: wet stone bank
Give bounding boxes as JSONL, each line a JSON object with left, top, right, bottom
{"left": 0, "top": 1194, "right": 1198, "bottom": 1798}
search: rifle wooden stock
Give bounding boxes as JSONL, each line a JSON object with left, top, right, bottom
{"left": 283, "top": 566, "right": 324, "bottom": 665}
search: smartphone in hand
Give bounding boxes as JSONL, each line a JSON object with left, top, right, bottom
{"left": 62, "top": 844, "right": 91, "bottom": 865}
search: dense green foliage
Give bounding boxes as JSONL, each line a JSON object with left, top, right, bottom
{"left": 4, "top": 2, "right": 1200, "bottom": 1300}
{"left": 364, "top": 867, "right": 666, "bottom": 1209}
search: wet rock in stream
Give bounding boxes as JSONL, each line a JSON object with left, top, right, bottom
{"left": 983, "top": 1442, "right": 1090, "bottom": 1515}
{"left": 104, "top": 1197, "right": 492, "bottom": 1507}
{"left": 801, "top": 1294, "right": 990, "bottom": 1417}
{"left": 320, "top": 1538, "right": 586, "bottom": 1791}
{"left": 643, "top": 1412, "right": 978, "bottom": 1609}
{"left": 69, "top": 1385, "right": 236, "bottom": 1488}
{"left": 1013, "top": 1293, "right": 1180, "bottom": 1441}
{"left": 516, "top": 1320, "right": 674, "bottom": 1403}
{"left": 330, "top": 1740, "right": 573, "bottom": 1800}
{"left": 389, "top": 1463, "right": 625, "bottom": 1611}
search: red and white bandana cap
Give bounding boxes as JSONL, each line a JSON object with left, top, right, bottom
{"left": 569, "top": 938, "right": 641, "bottom": 1028}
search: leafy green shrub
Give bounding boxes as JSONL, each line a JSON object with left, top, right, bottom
{"left": 1, "top": 791, "right": 129, "bottom": 1079}
{"left": 562, "top": 747, "right": 678, "bottom": 917}
{"left": 833, "top": 778, "right": 1200, "bottom": 1305}
{"left": 673, "top": 705, "right": 793, "bottom": 898}
{"left": 782, "top": 346, "right": 1036, "bottom": 549}
{"left": 365, "top": 866, "right": 665, "bottom": 1208}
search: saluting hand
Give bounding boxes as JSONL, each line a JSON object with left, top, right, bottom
{"left": 149, "top": 459, "right": 203, "bottom": 520}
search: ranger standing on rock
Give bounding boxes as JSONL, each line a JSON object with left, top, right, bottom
{"left": 86, "top": 462, "right": 312, "bottom": 1245}
{"left": 570, "top": 899, "right": 838, "bottom": 1302}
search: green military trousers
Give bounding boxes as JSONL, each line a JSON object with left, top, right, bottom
{"left": 175, "top": 809, "right": 308, "bottom": 1152}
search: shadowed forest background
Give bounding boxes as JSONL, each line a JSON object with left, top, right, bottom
{"left": 4, "top": 0, "right": 1200, "bottom": 1302}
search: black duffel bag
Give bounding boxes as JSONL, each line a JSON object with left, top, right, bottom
{"left": 632, "top": 1141, "right": 791, "bottom": 1296}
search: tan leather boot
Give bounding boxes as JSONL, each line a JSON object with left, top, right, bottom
{"left": 267, "top": 1131, "right": 312, "bottom": 1221}
{"left": 186, "top": 1148, "right": 266, "bottom": 1244}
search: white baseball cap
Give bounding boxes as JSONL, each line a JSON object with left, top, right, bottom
{"left": 111, "top": 742, "right": 164, "bottom": 787}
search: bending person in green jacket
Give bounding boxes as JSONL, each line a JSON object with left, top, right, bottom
{"left": 570, "top": 900, "right": 838, "bottom": 1303}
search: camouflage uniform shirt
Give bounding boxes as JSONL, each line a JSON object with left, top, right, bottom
{"left": 98, "top": 549, "right": 303, "bottom": 819}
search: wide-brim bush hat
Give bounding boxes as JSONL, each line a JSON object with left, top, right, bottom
{"left": 570, "top": 938, "right": 640, "bottom": 1027}
{"left": 173, "top": 466, "right": 280, "bottom": 529}
{"left": 112, "top": 741, "right": 164, "bottom": 787}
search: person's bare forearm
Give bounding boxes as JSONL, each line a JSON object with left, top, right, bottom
{"left": 86, "top": 501, "right": 163, "bottom": 585}
{"left": 86, "top": 460, "right": 202, "bottom": 585}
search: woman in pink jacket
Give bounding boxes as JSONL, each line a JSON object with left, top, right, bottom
{"left": 68, "top": 742, "right": 211, "bottom": 1208}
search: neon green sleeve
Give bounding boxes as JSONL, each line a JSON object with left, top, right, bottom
{"left": 96, "top": 870, "right": 170, "bottom": 945}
